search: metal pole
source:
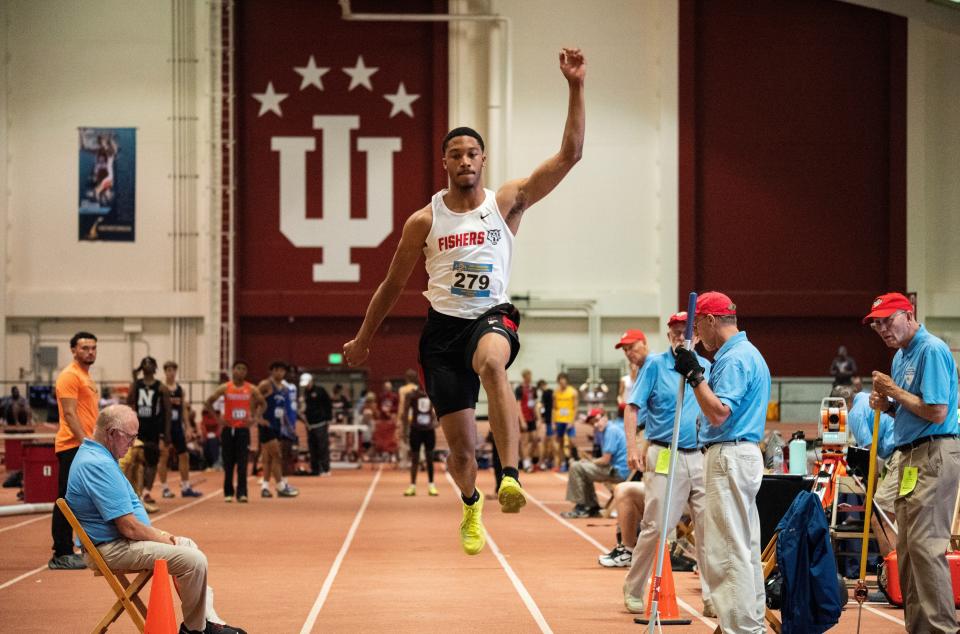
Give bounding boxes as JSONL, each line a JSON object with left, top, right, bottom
{"left": 648, "top": 292, "right": 697, "bottom": 633}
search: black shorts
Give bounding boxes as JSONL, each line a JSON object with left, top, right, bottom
{"left": 419, "top": 303, "right": 521, "bottom": 418}
{"left": 523, "top": 419, "right": 537, "bottom": 433}
{"left": 409, "top": 427, "right": 436, "bottom": 456}
{"left": 169, "top": 422, "right": 187, "bottom": 453}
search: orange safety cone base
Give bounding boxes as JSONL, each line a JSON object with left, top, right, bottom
{"left": 144, "top": 559, "right": 178, "bottom": 634}
{"left": 634, "top": 546, "right": 692, "bottom": 626}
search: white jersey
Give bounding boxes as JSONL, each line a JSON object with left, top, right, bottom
{"left": 422, "top": 188, "right": 513, "bottom": 319}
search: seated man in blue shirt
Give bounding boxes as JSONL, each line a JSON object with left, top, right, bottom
{"left": 562, "top": 408, "right": 628, "bottom": 518}
{"left": 66, "top": 405, "right": 245, "bottom": 634}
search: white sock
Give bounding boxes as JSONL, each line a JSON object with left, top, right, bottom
{"left": 205, "top": 585, "right": 224, "bottom": 625}
{"left": 261, "top": 481, "right": 269, "bottom": 490}
{"left": 181, "top": 480, "right": 190, "bottom": 490}
{"left": 280, "top": 478, "right": 288, "bottom": 489}
{"left": 623, "top": 544, "right": 634, "bottom": 553}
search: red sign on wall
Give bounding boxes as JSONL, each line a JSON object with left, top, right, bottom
{"left": 236, "top": 0, "right": 447, "bottom": 319}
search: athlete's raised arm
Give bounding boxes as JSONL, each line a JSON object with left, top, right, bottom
{"left": 496, "top": 47, "right": 585, "bottom": 235}
{"left": 344, "top": 207, "right": 433, "bottom": 366}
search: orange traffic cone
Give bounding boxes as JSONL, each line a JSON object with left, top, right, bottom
{"left": 634, "top": 545, "right": 693, "bottom": 625}
{"left": 144, "top": 559, "right": 177, "bottom": 634}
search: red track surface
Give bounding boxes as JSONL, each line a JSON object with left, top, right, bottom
{"left": 0, "top": 464, "right": 941, "bottom": 632}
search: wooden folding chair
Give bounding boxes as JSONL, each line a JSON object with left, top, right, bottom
{"left": 55, "top": 498, "right": 153, "bottom": 633}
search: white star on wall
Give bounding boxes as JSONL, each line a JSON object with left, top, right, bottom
{"left": 343, "top": 55, "right": 378, "bottom": 91}
{"left": 384, "top": 82, "right": 420, "bottom": 118}
{"left": 252, "top": 82, "right": 288, "bottom": 117}
{"left": 294, "top": 56, "right": 330, "bottom": 91}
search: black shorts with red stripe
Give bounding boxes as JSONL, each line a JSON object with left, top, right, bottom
{"left": 418, "top": 302, "right": 521, "bottom": 418}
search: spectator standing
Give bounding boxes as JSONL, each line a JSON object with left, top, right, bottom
{"left": 830, "top": 345, "right": 858, "bottom": 386}
{"left": 204, "top": 362, "right": 265, "bottom": 503}
{"left": 301, "top": 373, "right": 332, "bottom": 476}
{"left": 403, "top": 386, "right": 439, "bottom": 497}
{"left": 330, "top": 384, "right": 351, "bottom": 423}
{"left": 396, "top": 370, "right": 420, "bottom": 468}
{"left": 865, "top": 292, "right": 960, "bottom": 632}
{"left": 50, "top": 331, "right": 100, "bottom": 570}
{"left": 515, "top": 369, "right": 540, "bottom": 472}
{"left": 675, "top": 291, "right": 770, "bottom": 633}
{"left": 537, "top": 379, "right": 555, "bottom": 470}
{"left": 552, "top": 373, "right": 578, "bottom": 472}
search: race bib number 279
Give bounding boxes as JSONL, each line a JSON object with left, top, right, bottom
{"left": 451, "top": 261, "right": 492, "bottom": 298}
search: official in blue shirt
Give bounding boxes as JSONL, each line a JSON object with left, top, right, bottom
{"left": 847, "top": 390, "right": 895, "bottom": 460}
{"left": 865, "top": 292, "right": 960, "bottom": 633}
{"left": 673, "top": 291, "right": 769, "bottom": 633}
{"left": 623, "top": 311, "right": 715, "bottom": 618}
{"left": 561, "top": 408, "right": 627, "bottom": 518}
{"left": 834, "top": 385, "right": 899, "bottom": 558}
{"left": 66, "top": 405, "right": 245, "bottom": 634}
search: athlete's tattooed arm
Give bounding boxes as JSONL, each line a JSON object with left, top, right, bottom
{"left": 496, "top": 47, "right": 585, "bottom": 235}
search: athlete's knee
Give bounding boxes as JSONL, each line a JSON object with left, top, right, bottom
{"left": 475, "top": 355, "right": 507, "bottom": 385}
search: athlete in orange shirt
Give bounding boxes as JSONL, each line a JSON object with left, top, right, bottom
{"left": 50, "top": 331, "right": 100, "bottom": 569}
{"left": 204, "top": 361, "right": 265, "bottom": 502}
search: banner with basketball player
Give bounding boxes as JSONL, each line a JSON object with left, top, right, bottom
{"left": 77, "top": 127, "right": 136, "bottom": 242}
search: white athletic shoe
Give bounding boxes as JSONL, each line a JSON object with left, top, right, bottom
{"left": 599, "top": 544, "right": 632, "bottom": 568}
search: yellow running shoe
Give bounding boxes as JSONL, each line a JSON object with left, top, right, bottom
{"left": 403, "top": 484, "right": 416, "bottom": 497}
{"left": 497, "top": 475, "right": 527, "bottom": 513}
{"left": 459, "top": 493, "right": 486, "bottom": 555}
{"left": 428, "top": 484, "right": 439, "bottom": 496}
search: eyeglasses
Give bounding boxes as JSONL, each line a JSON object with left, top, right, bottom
{"left": 870, "top": 311, "right": 905, "bottom": 331}
{"left": 111, "top": 428, "right": 137, "bottom": 442}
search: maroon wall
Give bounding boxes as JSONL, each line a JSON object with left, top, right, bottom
{"left": 679, "top": 0, "right": 906, "bottom": 376}
{"left": 235, "top": 0, "right": 447, "bottom": 381}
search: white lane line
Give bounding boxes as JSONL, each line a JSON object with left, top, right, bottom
{"left": 300, "top": 467, "right": 382, "bottom": 634}
{"left": 846, "top": 601, "right": 906, "bottom": 626}
{"left": 0, "top": 565, "right": 47, "bottom": 591}
{"left": 444, "top": 472, "right": 552, "bottom": 634}
{"left": 525, "top": 487, "right": 716, "bottom": 630}
{"left": 0, "top": 514, "right": 47, "bottom": 534}
{"left": 0, "top": 487, "right": 223, "bottom": 591}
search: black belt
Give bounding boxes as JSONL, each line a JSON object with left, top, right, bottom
{"left": 650, "top": 439, "right": 702, "bottom": 454}
{"left": 703, "top": 437, "right": 757, "bottom": 451}
{"left": 894, "top": 434, "right": 959, "bottom": 454}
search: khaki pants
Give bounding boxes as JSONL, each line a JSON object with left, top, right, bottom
{"left": 895, "top": 436, "right": 960, "bottom": 634}
{"left": 90, "top": 536, "right": 221, "bottom": 632}
{"left": 873, "top": 450, "right": 901, "bottom": 517}
{"left": 565, "top": 459, "right": 624, "bottom": 508}
{"left": 702, "top": 443, "right": 765, "bottom": 634}
{"left": 623, "top": 444, "right": 711, "bottom": 607}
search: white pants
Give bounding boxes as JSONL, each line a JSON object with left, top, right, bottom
{"left": 702, "top": 442, "right": 765, "bottom": 633}
{"left": 623, "top": 444, "right": 711, "bottom": 607}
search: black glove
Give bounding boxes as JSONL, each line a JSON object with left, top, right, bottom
{"left": 673, "top": 347, "right": 705, "bottom": 387}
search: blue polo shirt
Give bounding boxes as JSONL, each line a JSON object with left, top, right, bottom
{"left": 629, "top": 350, "right": 711, "bottom": 448}
{"left": 890, "top": 325, "right": 959, "bottom": 446}
{"left": 600, "top": 422, "right": 629, "bottom": 479}
{"left": 66, "top": 439, "right": 151, "bottom": 544}
{"left": 701, "top": 331, "right": 770, "bottom": 445}
{"left": 848, "top": 391, "right": 895, "bottom": 460}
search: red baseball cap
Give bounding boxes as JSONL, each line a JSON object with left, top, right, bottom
{"left": 615, "top": 329, "right": 646, "bottom": 349}
{"left": 862, "top": 292, "right": 913, "bottom": 324}
{"left": 667, "top": 311, "right": 688, "bottom": 326}
{"left": 586, "top": 407, "right": 606, "bottom": 421}
{"left": 695, "top": 291, "right": 737, "bottom": 316}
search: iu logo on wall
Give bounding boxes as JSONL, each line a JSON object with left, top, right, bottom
{"left": 237, "top": 0, "right": 446, "bottom": 316}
